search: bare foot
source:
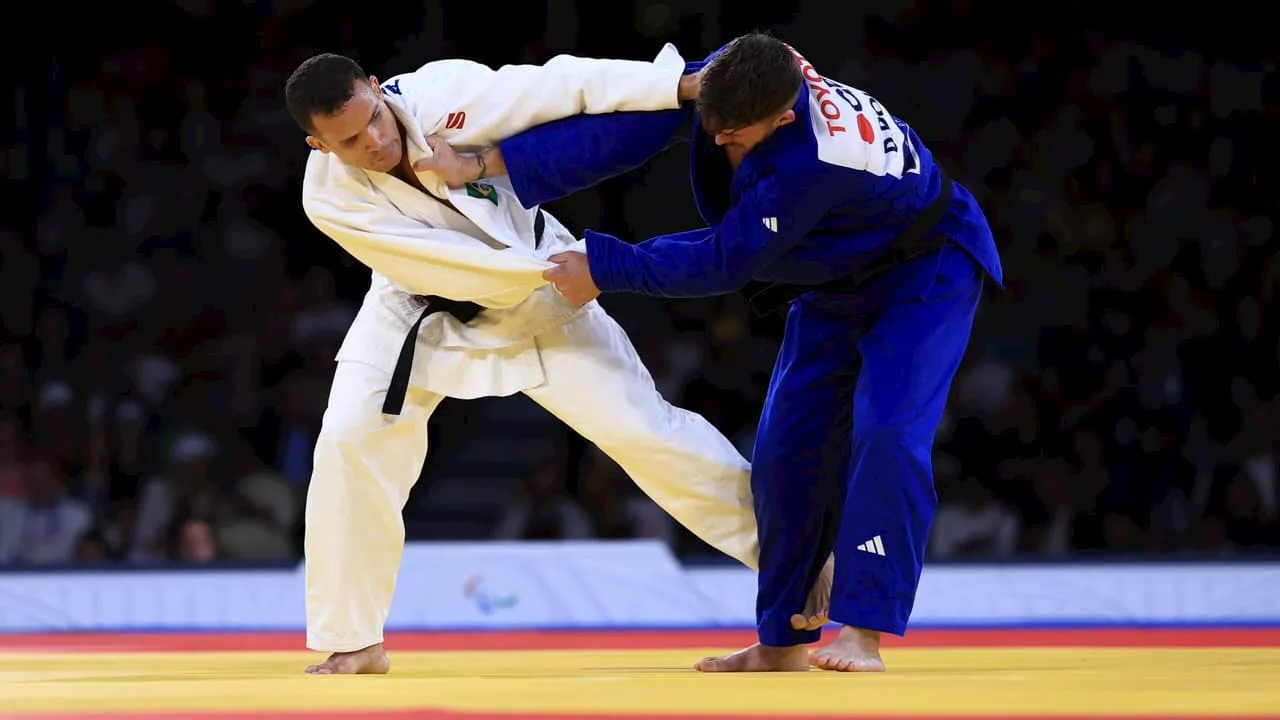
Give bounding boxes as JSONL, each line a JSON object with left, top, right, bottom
{"left": 791, "top": 553, "right": 834, "bottom": 632}
{"left": 694, "top": 643, "right": 811, "bottom": 672}
{"left": 810, "top": 626, "right": 885, "bottom": 672}
{"left": 305, "top": 643, "right": 391, "bottom": 675}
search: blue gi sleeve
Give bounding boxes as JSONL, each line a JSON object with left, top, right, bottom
{"left": 497, "top": 110, "right": 688, "bottom": 208}
{"left": 497, "top": 60, "right": 709, "bottom": 209}
{"left": 585, "top": 167, "right": 831, "bottom": 297}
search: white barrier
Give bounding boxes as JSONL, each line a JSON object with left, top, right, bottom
{"left": 687, "top": 562, "right": 1280, "bottom": 627}
{"left": 1, "top": 540, "right": 1278, "bottom": 632}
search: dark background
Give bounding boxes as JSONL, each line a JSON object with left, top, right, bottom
{"left": 2, "top": 0, "right": 1276, "bottom": 567}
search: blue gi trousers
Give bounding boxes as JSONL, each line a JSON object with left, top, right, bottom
{"left": 751, "top": 244, "right": 983, "bottom": 647}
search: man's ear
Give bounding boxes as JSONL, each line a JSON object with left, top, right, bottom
{"left": 306, "top": 136, "right": 328, "bottom": 153}
{"left": 775, "top": 109, "right": 796, "bottom": 129}
{"left": 369, "top": 75, "right": 381, "bottom": 95}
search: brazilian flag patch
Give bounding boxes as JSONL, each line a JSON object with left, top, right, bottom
{"left": 465, "top": 182, "right": 499, "bottom": 206}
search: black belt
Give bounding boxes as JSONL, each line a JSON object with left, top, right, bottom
{"left": 747, "top": 171, "right": 954, "bottom": 317}
{"left": 382, "top": 209, "right": 547, "bottom": 415}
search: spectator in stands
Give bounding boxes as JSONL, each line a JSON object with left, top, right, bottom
{"left": 170, "top": 516, "right": 218, "bottom": 563}
{"left": 131, "top": 435, "right": 222, "bottom": 562}
{"left": 577, "top": 447, "right": 676, "bottom": 546}
{"left": 0, "top": 413, "right": 26, "bottom": 500}
{"left": 493, "top": 459, "right": 593, "bottom": 541}
{"left": 1218, "top": 469, "right": 1280, "bottom": 550}
{"left": 76, "top": 529, "right": 112, "bottom": 563}
{"left": 256, "top": 372, "right": 323, "bottom": 488}
{"left": 77, "top": 399, "right": 112, "bottom": 507}
{"left": 31, "top": 381, "right": 81, "bottom": 482}
{"left": 216, "top": 437, "right": 300, "bottom": 560}
{"left": 928, "top": 454, "right": 1020, "bottom": 558}
{"left": 108, "top": 398, "right": 155, "bottom": 505}
{"left": 0, "top": 457, "right": 93, "bottom": 566}
{"left": 0, "top": 345, "right": 29, "bottom": 426}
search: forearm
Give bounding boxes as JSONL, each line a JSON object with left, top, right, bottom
{"left": 452, "top": 145, "right": 506, "bottom": 186}
{"left": 423, "top": 59, "right": 701, "bottom": 204}
{"left": 499, "top": 109, "right": 688, "bottom": 208}
{"left": 583, "top": 172, "right": 816, "bottom": 298}
{"left": 585, "top": 229, "right": 750, "bottom": 298}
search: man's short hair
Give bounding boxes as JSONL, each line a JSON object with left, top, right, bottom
{"left": 285, "top": 53, "right": 369, "bottom": 134}
{"left": 697, "top": 33, "right": 803, "bottom": 134}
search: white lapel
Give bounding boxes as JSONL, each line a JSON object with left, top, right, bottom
{"left": 359, "top": 170, "right": 505, "bottom": 251}
{"left": 444, "top": 180, "right": 539, "bottom": 254}
{"left": 382, "top": 95, "right": 538, "bottom": 253}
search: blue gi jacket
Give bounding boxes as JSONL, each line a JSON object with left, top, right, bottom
{"left": 498, "top": 51, "right": 1004, "bottom": 300}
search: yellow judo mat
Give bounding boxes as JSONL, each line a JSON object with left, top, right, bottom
{"left": 2, "top": 630, "right": 1279, "bottom": 718}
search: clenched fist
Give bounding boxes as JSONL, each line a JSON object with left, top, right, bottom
{"left": 542, "top": 252, "right": 600, "bottom": 306}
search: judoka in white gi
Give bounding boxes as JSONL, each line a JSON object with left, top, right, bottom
{"left": 284, "top": 47, "right": 825, "bottom": 675}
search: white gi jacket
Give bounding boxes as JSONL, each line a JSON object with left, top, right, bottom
{"left": 302, "top": 45, "right": 687, "bottom": 399}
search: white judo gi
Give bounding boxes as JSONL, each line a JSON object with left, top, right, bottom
{"left": 300, "top": 45, "right": 759, "bottom": 653}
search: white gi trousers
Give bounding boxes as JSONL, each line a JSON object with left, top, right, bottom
{"left": 304, "top": 302, "right": 759, "bottom": 652}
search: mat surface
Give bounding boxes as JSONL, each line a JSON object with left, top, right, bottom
{"left": 1, "top": 629, "right": 1278, "bottom": 719}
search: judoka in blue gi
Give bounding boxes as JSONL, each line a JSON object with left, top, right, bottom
{"left": 420, "top": 34, "right": 1003, "bottom": 672}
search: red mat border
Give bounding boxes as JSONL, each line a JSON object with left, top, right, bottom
{"left": 5, "top": 707, "right": 1274, "bottom": 712}
{"left": 2, "top": 628, "right": 1279, "bottom": 652}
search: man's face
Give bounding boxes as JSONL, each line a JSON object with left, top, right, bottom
{"left": 706, "top": 108, "right": 796, "bottom": 162}
{"left": 306, "top": 77, "right": 403, "bottom": 173}
{"left": 179, "top": 519, "right": 216, "bottom": 563}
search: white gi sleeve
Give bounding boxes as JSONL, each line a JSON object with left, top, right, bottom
{"left": 394, "top": 45, "right": 687, "bottom": 146}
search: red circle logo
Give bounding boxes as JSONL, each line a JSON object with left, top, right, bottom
{"left": 857, "top": 115, "right": 876, "bottom": 144}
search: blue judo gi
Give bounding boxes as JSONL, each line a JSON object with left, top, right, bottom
{"left": 498, "top": 47, "right": 1004, "bottom": 646}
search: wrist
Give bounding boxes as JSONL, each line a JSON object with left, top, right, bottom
{"left": 582, "top": 230, "right": 627, "bottom": 293}
{"left": 677, "top": 72, "right": 702, "bottom": 103}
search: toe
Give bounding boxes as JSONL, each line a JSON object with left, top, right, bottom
{"left": 696, "top": 654, "right": 742, "bottom": 673}
{"left": 812, "top": 652, "right": 840, "bottom": 671}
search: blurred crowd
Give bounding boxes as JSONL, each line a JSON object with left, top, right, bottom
{"left": 2, "top": 2, "right": 1276, "bottom": 567}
